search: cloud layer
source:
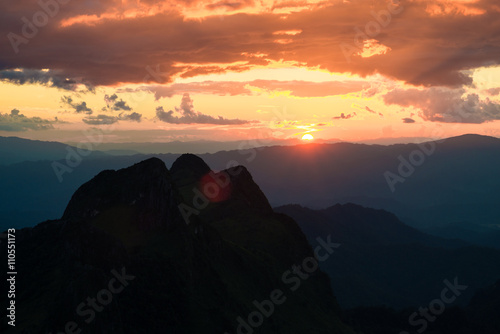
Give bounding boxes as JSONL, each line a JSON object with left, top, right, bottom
{"left": 1, "top": 0, "right": 499, "bottom": 88}
{"left": 83, "top": 112, "right": 142, "bottom": 125}
{"left": 0, "top": 69, "right": 92, "bottom": 91}
{"left": 61, "top": 93, "right": 142, "bottom": 124}
{"left": 156, "top": 93, "right": 250, "bottom": 124}
{"left": 0, "top": 109, "right": 58, "bottom": 131}
{"left": 384, "top": 87, "right": 500, "bottom": 123}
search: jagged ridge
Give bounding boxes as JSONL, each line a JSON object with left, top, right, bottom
{"left": 0, "top": 155, "right": 353, "bottom": 334}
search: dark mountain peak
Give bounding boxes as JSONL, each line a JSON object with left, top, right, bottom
{"left": 171, "top": 153, "right": 211, "bottom": 177}
{"left": 221, "top": 165, "right": 273, "bottom": 214}
{"left": 171, "top": 161, "right": 274, "bottom": 219}
{"left": 62, "top": 157, "right": 180, "bottom": 230}
{"left": 170, "top": 154, "right": 212, "bottom": 191}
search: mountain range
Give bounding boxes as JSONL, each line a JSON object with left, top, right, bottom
{"left": 1, "top": 134, "right": 499, "bottom": 250}
{"left": 2, "top": 152, "right": 500, "bottom": 333}
{"left": 276, "top": 203, "right": 500, "bottom": 309}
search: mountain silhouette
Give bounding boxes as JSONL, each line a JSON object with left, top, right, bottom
{"left": 0, "top": 156, "right": 353, "bottom": 334}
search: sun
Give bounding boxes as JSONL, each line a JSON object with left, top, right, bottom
{"left": 301, "top": 134, "right": 314, "bottom": 140}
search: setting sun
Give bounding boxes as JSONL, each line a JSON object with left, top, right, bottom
{"left": 302, "top": 134, "right": 314, "bottom": 140}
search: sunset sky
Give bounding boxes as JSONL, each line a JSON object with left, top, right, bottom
{"left": 1, "top": 0, "right": 499, "bottom": 144}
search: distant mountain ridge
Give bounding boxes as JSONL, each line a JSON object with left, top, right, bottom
{"left": 1, "top": 134, "right": 499, "bottom": 248}
{"left": 276, "top": 203, "right": 466, "bottom": 247}
{"left": 276, "top": 203, "right": 500, "bottom": 309}
{"left": 0, "top": 136, "right": 111, "bottom": 165}
{"left": 200, "top": 134, "right": 500, "bottom": 244}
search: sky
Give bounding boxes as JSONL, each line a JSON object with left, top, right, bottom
{"left": 1, "top": 0, "right": 499, "bottom": 144}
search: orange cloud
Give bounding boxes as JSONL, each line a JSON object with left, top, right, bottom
{"left": 1, "top": 0, "right": 498, "bottom": 90}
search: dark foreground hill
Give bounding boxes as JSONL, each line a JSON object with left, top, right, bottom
{"left": 275, "top": 204, "right": 500, "bottom": 310}
{"left": 0, "top": 156, "right": 353, "bottom": 334}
